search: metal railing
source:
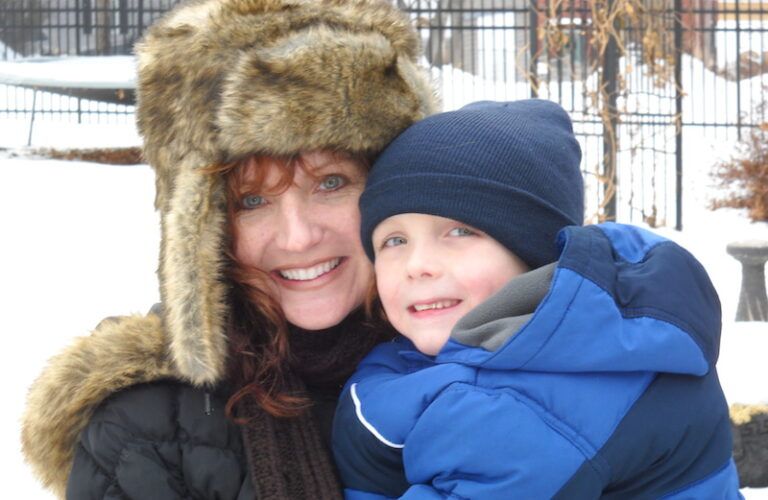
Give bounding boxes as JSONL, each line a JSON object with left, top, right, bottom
{"left": 0, "top": 0, "right": 174, "bottom": 58}
{"left": 2, "top": 0, "right": 768, "bottom": 228}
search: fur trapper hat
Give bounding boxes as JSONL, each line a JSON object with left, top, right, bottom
{"left": 135, "top": 0, "right": 437, "bottom": 386}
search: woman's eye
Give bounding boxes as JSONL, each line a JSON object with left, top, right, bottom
{"left": 241, "top": 194, "right": 266, "bottom": 210}
{"left": 319, "top": 174, "right": 346, "bottom": 191}
{"left": 449, "top": 227, "right": 476, "bottom": 237}
{"left": 382, "top": 236, "right": 407, "bottom": 248}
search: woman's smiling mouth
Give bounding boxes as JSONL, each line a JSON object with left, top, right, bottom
{"left": 277, "top": 258, "right": 342, "bottom": 281}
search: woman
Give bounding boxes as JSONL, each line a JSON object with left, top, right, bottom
{"left": 21, "top": 0, "right": 436, "bottom": 498}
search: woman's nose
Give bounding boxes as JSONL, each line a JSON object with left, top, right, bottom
{"left": 405, "top": 243, "right": 442, "bottom": 280}
{"left": 275, "top": 198, "right": 322, "bottom": 252}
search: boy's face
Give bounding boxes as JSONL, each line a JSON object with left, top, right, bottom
{"left": 372, "top": 213, "right": 530, "bottom": 355}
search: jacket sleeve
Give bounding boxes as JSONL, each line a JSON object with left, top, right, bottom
{"left": 65, "top": 382, "right": 193, "bottom": 500}
{"left": 333, "top": 343, "right": 481, "bottom": 500}
{"left": 333, "top": 383, "right": 410, "bottom": 500}
{"left": 398, "top": 383, "right": 598, "bottom": 500}
{"left": 66, "top": 444, "right": 115, "bottom": 499}
{"left": 66, "top": 381, "right": 247, "bottom": 500}
{"left": 333, "top": 341, "right": 415, "bottom": 500}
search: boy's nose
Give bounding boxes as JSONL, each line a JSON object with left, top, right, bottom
{"left": 405, "top": 243, "right": 442, "bottom": 279}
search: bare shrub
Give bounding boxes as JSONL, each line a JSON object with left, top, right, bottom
{"left": 710, "top": 122, "right": 768, "bottom": 222}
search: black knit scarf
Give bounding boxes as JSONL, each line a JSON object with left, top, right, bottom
{"left": 240, "top": 309, "right": 395, "bottom": 499}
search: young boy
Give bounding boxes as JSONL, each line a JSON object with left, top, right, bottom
{"left": 332, "top": 100, "right": 743, "bottom": 499}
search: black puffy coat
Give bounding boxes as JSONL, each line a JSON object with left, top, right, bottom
{"left": 67, "top": 381, "right": 251, "bottom": 499}
{"left": 66, "top": 379, "right": 339, "bottom": 499}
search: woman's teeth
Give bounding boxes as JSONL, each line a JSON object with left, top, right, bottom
{"left": 412, "top": 300, "right": 459, "bottom": 312}
{"left": 278, "top": 258, "right": 341, "bottom": 281}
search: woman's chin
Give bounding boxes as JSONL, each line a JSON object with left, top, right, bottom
{"left": 285, "top": 309, "right": 348, "bottom": 331}
{"left": 282, "top": 297, "right": 362, "bottom": 331}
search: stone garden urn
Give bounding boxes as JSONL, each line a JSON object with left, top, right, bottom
{"left": 726, "top": 240, "right": 768, "bottom": 321}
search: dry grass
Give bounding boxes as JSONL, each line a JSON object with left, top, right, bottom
{"left": 32, "top": 147, "right": 144, "bottom": 165}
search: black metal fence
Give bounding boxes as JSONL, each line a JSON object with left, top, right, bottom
{"left": 0, "top": 0, "right": 174, "bottom": 58}
{"left": 2, "top": 0, "right": 768, "bottom": 228}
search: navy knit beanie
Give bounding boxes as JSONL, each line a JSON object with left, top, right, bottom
{"left": 359, "top": 99, "right": 584, "bottom": 269}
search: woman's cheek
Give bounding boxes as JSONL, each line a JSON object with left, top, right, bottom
{"left": 233, "top": 220, "right": 270, "bottom": 270}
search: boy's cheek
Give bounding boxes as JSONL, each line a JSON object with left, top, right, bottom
{"left": 374, "top": 271, "right": 397, "bottom": 311}
{"left": 376, "top": 278, "right": 406, "bottom": 329}
{"left": 374, "top": 260, "right": 396, "bottom": 291}
{"left": 462, "top": 272, "right": 513, "bottom": 305}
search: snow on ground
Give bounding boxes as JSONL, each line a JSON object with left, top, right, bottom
{"left": 1, "top": 155, "right": 158, "bottom": 499}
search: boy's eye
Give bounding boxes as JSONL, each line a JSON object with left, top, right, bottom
{"left": 382, "top": 236, "right": 407, "bottom": 248}
{"left": 241, "top": 194, "right": 266, "bottom": 209}
{"left": 448, "top": 227, "right": 476, "bottom": 237}
{"left": 319, "top": 174, "right": 346, "bottom": 191}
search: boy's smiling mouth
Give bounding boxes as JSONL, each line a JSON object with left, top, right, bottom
{"left": 408, "top": 299, "right": 461, "bottom": 313}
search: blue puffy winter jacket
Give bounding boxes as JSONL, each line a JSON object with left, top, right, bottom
{"left": 333, "top": 223, "right": 742, "bottom": 499}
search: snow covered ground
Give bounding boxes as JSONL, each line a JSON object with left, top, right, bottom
{"left": 1, "top": 57, "right": 767, "bottom": 497}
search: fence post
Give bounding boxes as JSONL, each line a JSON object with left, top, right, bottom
{"left": 432, "top": 0, "right": 444, "bottom": 67}
{"left": 674, "top": 0, "right": 683, "bottom": 230}
{"left": 601, "top": 0, "right": 619, "bottom": 221}
{"left": 736, "top": 0, "right": 742, "bottom": 140}
{"left": 83, "top": 0, "right": 92, "bottom": 35}
{"left": 27, "top": 89, "right": 38, "bottom": 147}
{"left": 75, "top": 0, "right": 82, "bottom": 54}
{"left": 95, "top": 0, "right": 110, "bottom": 54}
{"left": 528, "top": 0, "right": 539, "bottom": 97}
{"left": 119, "top": 0, "right": 128, "bottom": 34}
{"left": 137, "top": 0, "right": 144, "bottom": 33}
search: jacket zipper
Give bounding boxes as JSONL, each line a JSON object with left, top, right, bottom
{"left": 204, "top": 392, "right": 213, "bottom": 415}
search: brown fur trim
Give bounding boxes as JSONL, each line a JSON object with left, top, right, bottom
{"left": 135, "top": 0, "right": 438, "bottom": 385}
{"left": 159, "top": 166, "right": 229, "bottom": 385}
{"left": 21, "top": 314, "right": 178, "bottom": 498}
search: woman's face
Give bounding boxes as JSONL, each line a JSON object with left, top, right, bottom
{"left": 232, "top": 150, "right": 373, "bottom": 330}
